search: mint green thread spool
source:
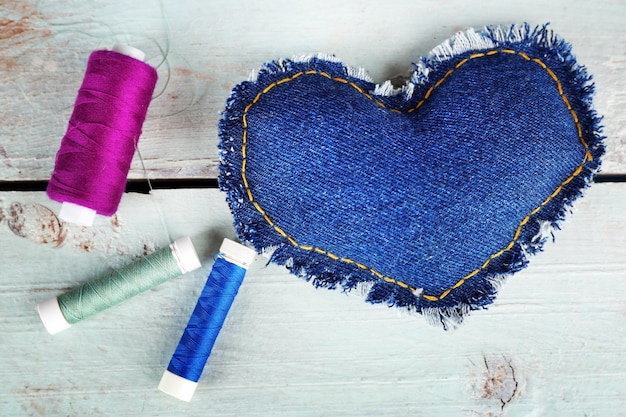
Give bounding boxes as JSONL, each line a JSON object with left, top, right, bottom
{"left": 37, "top": 236, "right": 201, "bottom": 335}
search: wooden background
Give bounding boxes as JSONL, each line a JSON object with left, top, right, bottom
{"left": 1, "top": 1, "right": 625, "bottom": 416}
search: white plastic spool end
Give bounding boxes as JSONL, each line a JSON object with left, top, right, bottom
{"left": 158, "top": 370, "right": 198, "bottom": 402}
{"left": 220, "top": 238, "right": 256, "bottom": 270}
{"left": 112, "top": 44, "right": 146, "bottom": 62}
{"left": 59, "top": 202, "right": 96, "bottom": 227}
{"left": 36, "top": 297, "right": 72, "bottom": 335}
{"left": 170, "top": 237, "right": 202, "bottom": 274}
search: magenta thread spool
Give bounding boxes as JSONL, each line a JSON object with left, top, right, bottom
{"left": 47, "top": 44, "right": 158, "bottom": 226}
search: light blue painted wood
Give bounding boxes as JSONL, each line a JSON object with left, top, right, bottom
{"left": 1, "top": 186, "right": 625, "bottom": 416}
{"left": 0, "top": 0, "right": 624, "bottom": 179}
{"left": 1, "top": 0, "right": 626, "bottom": 415}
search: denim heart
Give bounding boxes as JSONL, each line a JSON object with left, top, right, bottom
{"left": 219, "top": 24, "right": 604, "bottom": 327}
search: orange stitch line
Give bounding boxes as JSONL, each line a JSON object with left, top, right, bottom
{"left": 240, "top": 49, "right": 592, "bottom": 302}
{"left": 550, "top": 185, "right": 564, "bottom": 198}
{"left": 274, "top": 226, "right": 288, "bottom": 238}
{"left": 455, "top": 58, "right": 469, "bottom": 68}
{"left": 556, "top": 83, "right": 564, "bottom": 95}
{"left": 372, "top": 269, "right": 384, "bottom": 278}
{"left": 262, "top": 82, "right": 277, "bottom": 94}
{"left": 375, "top": 100, "right": 387, "bottom": 109}
{"left": 434, "top": 77, "right": 447, "bottom": 88}
{"left": 569, "top": 108, "right": 579, "bottom": 124}
{"left": 350, "top": 83, "right": 365, "bottom": 94}
{"left": 464, "top": 269, "right": 480, "bottom": 279}
{"left": 452, "top": 279, "right": 465, "bottom": 289}
{"left": 532, "top": 58, "right": 548, "bottom": 69}
{"left": 545, "top": 67, "right": 559, "bottom": 83}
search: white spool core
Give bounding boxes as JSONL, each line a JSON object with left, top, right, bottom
{"left": 170, "top": 237, "right": 202, "bottom": 274}
{"left": 219, "top": 238, "right": 256, "bottom": 270}
{"left": 112, "top": 44, "right": 146, "bottom": 61}
{"left": 59, "top": 202, "right": 97, "bottom": 227}
{"left": 159, "top": 370, "right": 198, "bottom": 402}
{"left": 36, "top": 297, "right": 72, "bottom": 335}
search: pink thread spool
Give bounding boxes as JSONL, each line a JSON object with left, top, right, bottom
{"left": 47, "top": 44, "right": 158, "bottom": 226}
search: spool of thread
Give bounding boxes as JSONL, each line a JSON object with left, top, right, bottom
{"left": 158, "top": 238, "right": 256, "bottom": 402}
{"left": 46, "top": 44, "right": 158, "bottom": 226}
{"left": 36, "top": 237, "right": 201, "bottom": 335}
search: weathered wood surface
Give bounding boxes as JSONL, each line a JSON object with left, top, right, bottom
{"left": 1, "top": 0, "right": 626, "bottom": 416}
{"left": 0, "top": 186, "right": 625, "bottom": 416}
{"left": 0, "top": 0, "right": 624, "bottom": 180}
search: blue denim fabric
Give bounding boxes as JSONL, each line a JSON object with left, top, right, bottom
{"left": 218, "top": 25, "right": 604, "bottom": 327}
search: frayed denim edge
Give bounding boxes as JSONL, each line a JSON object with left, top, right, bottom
{"left": 217, "top": 23, "right": 605, "bottom": 329}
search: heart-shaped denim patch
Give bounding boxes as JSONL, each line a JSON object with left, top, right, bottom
{"left": 218, "top": 24, "right": 604, "bottom": 327}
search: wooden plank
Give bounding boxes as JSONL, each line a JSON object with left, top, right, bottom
{"left": 0, "top": 0, "right": 625, "bottom": 181}
{"left": 0, "top": 184, "right": 624, "bottom": 416}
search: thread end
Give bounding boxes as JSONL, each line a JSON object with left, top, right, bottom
{"left": 170, "top": 237, "right": 202, "bottom": 274}
{"left": 36, "top": 297, "right": 72, "bottom": 335}
{"left": 220, "top": 239, "right": 256, "bottom": 269}
{"left": 158, "top": 370, "right": 198, "bottom": 402}
{"left": 59, "top": 202, "right": 96, "bottom": 227}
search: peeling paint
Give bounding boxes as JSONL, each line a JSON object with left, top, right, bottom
{"left": 5, "top": 202, "right": 67, "bottom": 247}
{"left": 468, "top": 354, "right": 526, "bottom": 416}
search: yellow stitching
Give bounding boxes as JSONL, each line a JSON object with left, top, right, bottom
{"left": 262, "top": 82, "right": 277, "bottom": 94}
{"left": 455, "top": 58, "right": 469, "bottom": 69}
{"left": 240, "top": 49, "right": 593, "bottom": 302}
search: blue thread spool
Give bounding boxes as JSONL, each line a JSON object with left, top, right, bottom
{"left": 158, "top": 238, "right": 256, "bottom": 401}
{"left": 36, "top": 237, "right": 201, "bottom": 334}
